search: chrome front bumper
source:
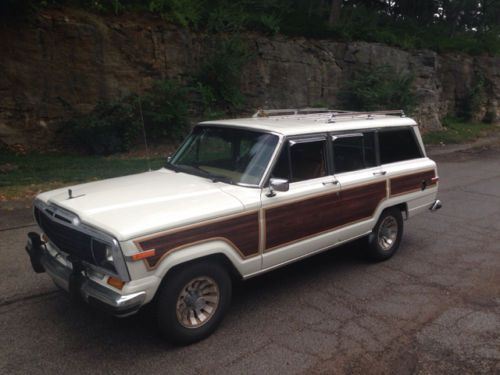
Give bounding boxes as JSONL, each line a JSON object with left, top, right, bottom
{"left": 26, "top": 233, "right": 145, "bottom": 317}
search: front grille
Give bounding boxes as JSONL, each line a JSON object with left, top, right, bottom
{"left": 35, "top": 207, "right": 94, "bottom": 264}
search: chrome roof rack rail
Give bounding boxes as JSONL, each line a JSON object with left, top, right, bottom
{"left": 252, "top": 108, "right": 338, "bottom": 118}
{"left": 252, "top": 108, "right": 405, "bottom": 122}
{"left": 327, "top": 109, "right": 405, "bottom": 122}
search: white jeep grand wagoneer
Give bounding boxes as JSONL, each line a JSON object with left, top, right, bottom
{"left": 26, "top": 109, "right": 441, "bottom": 344}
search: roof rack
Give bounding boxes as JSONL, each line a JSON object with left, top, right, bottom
{"left": 252, "top": 108, "right": 337, "bottom": 118}
{"left": 327, "top": 109, "right": 405, "bottom": 122}
{"left": 252, "top": 108, "right": 405, "bottom": 122}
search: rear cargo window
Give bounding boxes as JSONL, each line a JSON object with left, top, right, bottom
{"left": 379, "top": 128, "right": 422, "bottom": 164}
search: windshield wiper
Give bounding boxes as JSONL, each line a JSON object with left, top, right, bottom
{"left": 164, "top": 162, "right": 181, "bottom": 173}
{"left": 166, "top": 163, "right": 234, "bottom": 184}
{"left": 208, "top": 174, "right": 233, "bottom": 184}
{"left": 189, "top": 167, "right": 233, "bottom": 184}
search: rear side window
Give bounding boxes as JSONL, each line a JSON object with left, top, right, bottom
{"left": 379, "top": 128, "right": 422, "bottom": 164}
{"left": 333, "top": 135, "right": 364, "bottom": 174}
{"left": 332, "top": 132, "right": 377, "bottom": 174}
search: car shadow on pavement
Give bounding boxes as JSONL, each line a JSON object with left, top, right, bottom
{"left": 44, "top": 238, "right": 371, "bottom": 352}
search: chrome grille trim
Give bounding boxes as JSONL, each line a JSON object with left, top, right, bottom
{"left": 34, "top": 199, "right": 130, "bottom": 282}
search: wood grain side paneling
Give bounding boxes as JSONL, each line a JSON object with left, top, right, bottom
{"left": 137, "top": 212, "right": 260, "bottom": 268}
{"left": 390, "top": 170, "right": 436, "bottom": 196}
{"left": 264, "top": 181, "right": 387, "bottom": 250}
{"left": 136, "top": 171, "right": 436, "bottom": 269}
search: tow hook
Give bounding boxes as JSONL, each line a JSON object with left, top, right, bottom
{"left": 25, "top": 232, "right": 45, "bottom": 273}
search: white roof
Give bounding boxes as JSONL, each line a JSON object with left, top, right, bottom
{"left": 200, "top": 113, "right": 418, "bottom": 136}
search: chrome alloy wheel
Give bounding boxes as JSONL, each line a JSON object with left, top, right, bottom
{"left": 377, "top": 216, "right": 398, "bottom": 251}
{"left": 176, "top": 276, "right": 220, "bottom": 329}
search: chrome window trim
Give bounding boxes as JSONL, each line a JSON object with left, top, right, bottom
{"left": 289, "top": 136, "right": 326, "bottom": 145}
{"left": 257, "top": 131, "right": 285, "bottom": 188}
{"left": 259, "top": 133, "right": 287, "bottom": 188}
{"left": 34, "top": 200, "right": 130, "bottom": 282}
{"left": 331, "top": 133, "right": 364, "bottom": 141}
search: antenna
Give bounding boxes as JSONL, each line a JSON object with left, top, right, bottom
{"left": 138, "top": 96, "right": 151, "bottom": 172}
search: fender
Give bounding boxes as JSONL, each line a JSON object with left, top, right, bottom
{"left": 151, "top": 239, "right": 260, "bottom": 281}
{"left": 121, "top": 238, "right": 261, "bottom": 304}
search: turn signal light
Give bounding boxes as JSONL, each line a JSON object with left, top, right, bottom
{"left": 107, "top": 276, "right": 125, "bottom": 290}
{"left": 131, "top": 249, "right": 156, "bottom": 261}
{"left": 431, "top": 176, "right": 440, "bottom": 183}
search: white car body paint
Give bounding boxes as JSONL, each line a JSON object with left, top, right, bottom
{"left": 33, "top": 114, "right": 439, "bottom": 308}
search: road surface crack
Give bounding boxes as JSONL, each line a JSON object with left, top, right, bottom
{"left": 0, "top": 290, "right": 59, "bottom": 309}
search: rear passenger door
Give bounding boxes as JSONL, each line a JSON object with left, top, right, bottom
{"left": 331, "top": 131, "right": 388, "bottom": 240}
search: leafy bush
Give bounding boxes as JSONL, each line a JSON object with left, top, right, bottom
{"left": 194, "top": 37, "right": 251, "bottom": 115}
{"left": 149, "top": 0, "right": 204, "bottom": 28}
{"left": 58, "top": 96, "right": 141, "bottom": 155}
{"left": 56, "top": 59, "right": 250, "bottom": 155}
{"left": 58, "top": 80, "right": 190, "bottom": 155}
{"left": 5, "top": 1, "right": 500, "bottom": 55}
{"left": 141, "top": 80, "right": 190, "bottom": 140}
{"left": 458, "top": 73, "right": 487, "bottom": 121}
{"left": 338, "top": 65, "right": 416, "bottom": 112}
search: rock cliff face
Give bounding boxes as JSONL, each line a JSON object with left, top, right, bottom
{"left": 1, "top": 8, "right": 499, "bottom": 147}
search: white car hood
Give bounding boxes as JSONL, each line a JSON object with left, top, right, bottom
{"left": 36, "top": 168, "right": 245, "bottom": 241}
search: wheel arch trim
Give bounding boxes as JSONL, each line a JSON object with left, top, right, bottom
{"left": 149, "top": 239, "right": 251, "bottom": 283}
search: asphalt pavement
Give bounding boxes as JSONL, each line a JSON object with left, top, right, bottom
{"left": 1, "top": 145, "right": 499, "bottom": 374}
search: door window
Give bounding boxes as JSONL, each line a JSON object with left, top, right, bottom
{"left": 271, "top": 138, "right": 327, "bottom": 183}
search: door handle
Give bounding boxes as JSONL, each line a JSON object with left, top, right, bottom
{"left": 323, "top": 179, "right": 339, "bottom": 186}
{"left": 373, "top": 171, "right": 387, "bottom": 176}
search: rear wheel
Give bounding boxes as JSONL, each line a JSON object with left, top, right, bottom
{"left": 367, "top": 207, "right": 404, "bottom": 261}
{"left": 156, "top": 261, "right": 232, "bottom": 345}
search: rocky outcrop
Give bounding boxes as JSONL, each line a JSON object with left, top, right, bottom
{"left": 1, "top": 8, "right": 499, "bottom": 147}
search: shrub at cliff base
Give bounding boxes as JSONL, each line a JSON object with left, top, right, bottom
{"left": 338, "top": 65, "right": 415, "bottom": 113}
{"left": 58, "top": 81, "right": 189, "bottom": 155}
{"left": 194, "top": 37, "right": 251, "bottom": 117}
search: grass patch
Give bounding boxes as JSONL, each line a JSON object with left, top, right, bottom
{"left": 423, "top": 118, "right": 499, "bottom": 145}
{"left": 0, "top": 153, "right": 165, "bottom": 201}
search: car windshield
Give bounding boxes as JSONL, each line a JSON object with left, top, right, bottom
{"left": 169, "top": 126, "right": 279, "bottom": 186}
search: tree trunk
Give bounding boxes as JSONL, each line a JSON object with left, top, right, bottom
{"left": 328, "top": 0, "right": 342, "bottom": 26}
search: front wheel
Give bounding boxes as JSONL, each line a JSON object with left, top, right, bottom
{"left": 156, "top": 261, "right": 232, "bottom": 345}
{"left": 367, "top": 207, "right": 404, "bottom": 261}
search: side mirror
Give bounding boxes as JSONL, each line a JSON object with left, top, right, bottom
{"left": 267, "top": 178, "right": 289, "bottom": 197}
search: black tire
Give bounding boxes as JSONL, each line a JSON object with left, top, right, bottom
{"left": 156, "top": 261, "right": 232, "bottom": 345}
{"left": 367, "top": 207, "right": 404, "bottom": 261}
